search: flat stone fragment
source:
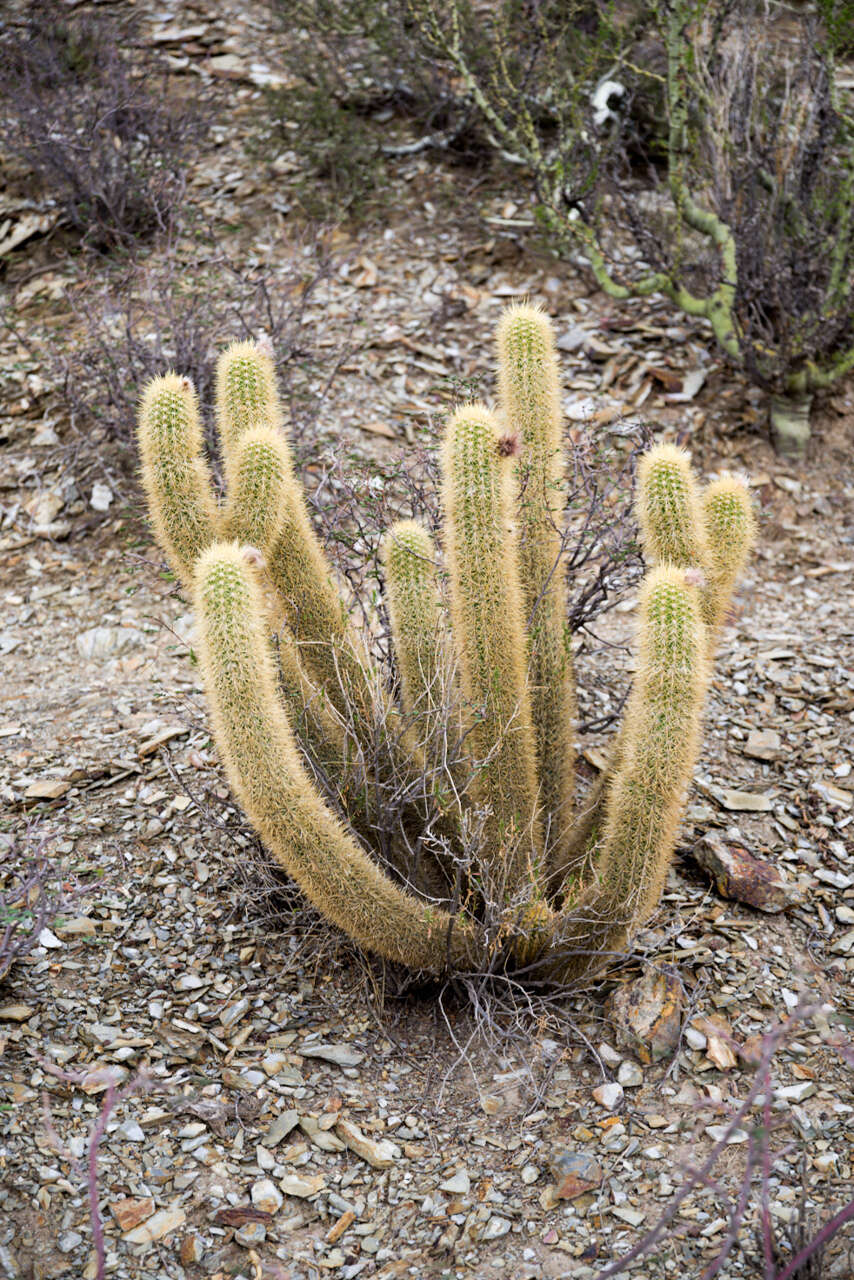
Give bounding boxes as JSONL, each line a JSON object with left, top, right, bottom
{"left": 55, "top": 916, "right": 97, "bottom": 937}
{"left": 617, "top": 1060, "right": 643, "bottom": 1087}
{"left": 24, "top": 779, "right": 70, "bottom": 801}
{"left": 110, "top": 1197, "right": 155, "bottom": 1232}
{"left": 440, "top": 1169, "right": 470, "bottom": 1195}
{"left": 692, "top": 835, "right": 801, "bottom": 912}
{"left": 693, "top": 1015, "right": 738, "bottom": 1071}
{"left": 775, "top": 1081, "right": 817, "bottom": 1103}
{"left": 0, "top": 1004, "right": 34, "bottom": 1022}
{"left": 719, "top": 789, "right": 775, "bottom": 812}
{"left": 279, "top": 1173, "right": 326, "bottom": 1198}
{"left": 335, "top": 1117, "right": 400, "bottom": 1168}
{"left": 266, "top": 1110, "right": 300, "bottom": 1145}
{"left": 606, "top": 969, "right": 685, "bottom": 1064}
{"left": 179, "top": 1235, "right": 204, "bottom": 1265}
{"left": 235, "top": 1222, "right": 267, "bottom": 1247}
{"left": 743, "top": 729, "right": 782, "bottom": 761}
{"left": 482, "top": 1216, "right": 511, "bottom": 1240}
{"left": 124, "top": 1205, "right": 186, "bottom": 1244}
{"left": 138, "top": 724, "right": 188, "bottom": 757}
{"left": 611, "top": 1206, "right": 646, "bottom": 1227}
{"left": 550, "top": 1150, "right": 603, "bottom": 1200}
{"left": 299, "top": 1042, "right": 365, "bottom": 1067}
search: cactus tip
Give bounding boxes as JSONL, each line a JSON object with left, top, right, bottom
{"left": 241, "top": 545, "right": 265, "bottom": 569}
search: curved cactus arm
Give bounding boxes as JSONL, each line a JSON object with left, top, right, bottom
{"left": 594, "top": 565, "right": 709, "bottom": 922}
{"left": 266, "top": 484, "right": 381, "bottom": 734}
{"left": 137, "top": 374, "right": 218, "bottom": 589}
{"left": 215, "top": 338, "right": 283, "bottom": 450}
{"left": 550, "top": 443, "right": 717, "bottom": 891}
{"left": 213, "top": 340, "right": 383, "bottom": 741}
{"left": 194, "top": 542, "right": 479, "bottom": 971}
{"left": 497, "top": 304, "right": 577, "bottom": 865}
{"left": 441, "top": 403, "right": 543, "bottom": 893}
{"left": 531, "top": 566, "right": 709, "bottom": 981}
{"left": 220, "top": 426, "right": 291, "bottom": 552}
{"left": 636, "top": 443, "right": 709, "bottom": 572}
{"left": 701, "top": 473, "right": 757, "bottom": 641}
{"left": 382, "top": 520, "right": 445, "bottom": 724}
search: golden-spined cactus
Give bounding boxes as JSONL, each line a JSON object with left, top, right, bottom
{"left": 137, "top": 310, "right": 757, "bottom": 982}
{"left": 497, "top": 305, "right": 577, "bottom": 868}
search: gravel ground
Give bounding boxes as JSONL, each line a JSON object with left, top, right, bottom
{"left": 1, "top": 3, "right": 853, "bottom": 1277}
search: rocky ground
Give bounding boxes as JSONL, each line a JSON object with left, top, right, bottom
{"left": 1, "top": 3, "right": 853, "bottom": 1278}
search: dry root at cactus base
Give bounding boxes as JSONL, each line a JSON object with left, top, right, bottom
{"left": 137, "top": 302, "right": 756, "bottom": 983}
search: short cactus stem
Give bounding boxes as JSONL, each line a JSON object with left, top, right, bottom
{"left": 596, "top": 566, "right": 709, "bottom": 922}
{"left": 702, "top": 473, "right": 757, "bottom": 640}
{"left": 769, "top": 392, "right": 812, "bottom": 459}
{"left": 216, "top": 339, "right": 282, "bottom": 449}
{"left": 221, "top": 426, "right": 290, "bottom": 552}
{"left": 441, "top": 403, "right": 543, "bottom": 891}
{"left": 137, "top": 374, "right": 217, "bottom": 588}
{"left": 637, "top": 443, "right": 708, "bottom": 571}
{"left": 382, "top": 520, "right": 445, "bottom": 727}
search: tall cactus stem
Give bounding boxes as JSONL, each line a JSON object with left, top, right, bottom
{"left": 441, "top": 403, "right": 542, "bottom": 892}
{"left": 497, "top": 304, "right": 577, "bottom": 864}
{"left": 193, "top": 542, "right": 477, "bottom": 971}
{"left": 597, "top": 565, "right": 708, "bottom": 923}
{"left": 137, "top": 374, "right": 218, "bottom": 589}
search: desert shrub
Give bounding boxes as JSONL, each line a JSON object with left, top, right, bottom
{"left": 43, "top": 237, "right": 346, "bottom": 467}
{"left": 0, "top": 3, "right": 197, "bottom": 249}
{"left": 283, "top": 0, "right": 854, "bottom": 454}
{"left": 0, "top": 836, "right": 69, "bottom": 983}
{"left": 818, "top": 0, "right": 854, "bottom": 54}
{"left": 270, "top": 0, "right": 639, "bottom": 218}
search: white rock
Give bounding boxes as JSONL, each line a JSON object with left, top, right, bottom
{"left": 592, "top": 1082, "right": 624, "bottom": 1110}
{"left": 267, "top": 1110, "right": 300, "bottom": 1145}
{"left": 775, "top": 1081, "right": 816, "bottom": 1103}
{"left": 90, "top": 483, "right": 113, "bottom": 512}
{"left": 565, "top": 395, "right": 597, "bottom": 421}
{"left": 114, "top": 1120, "right": 145, "bottom": 1143}
{"left": 617, "top": 1060, "right": 643, "bottom": 1088}
{"left": 76, "top": 626, "right": 143, "bottom": 660}
{"left": 440, "top": 1168, "right": 471, "bottom": 1195}
{"left": 685, "top": 1026, "right": 708, "bottom": 1051}
{"left": 251, "top": 1178, "right": 283, "bottom": 1215}
{"left": 598, "top": 1042, "right": 622, "bottom": 1068}
{"left": 300, "top": 1042, "right": 364, "bottom": 1067}
{"left": 336, "top": 1117, "right": 400, "bottom": 1169}
{"left": 611, "top": 1206, "right": 645, "bottom": 1227}
{"left": 37, "top": 927, "right": 63, "bottom": 949}
{"left": 521, "top": 1164, "right": 539, "bottom": 1185}
{"left": 235, "top": 1222, "right": 266, "bottom": 1247}
{"left": 482, "top": 1216, "right": 511, "bottom": 1240}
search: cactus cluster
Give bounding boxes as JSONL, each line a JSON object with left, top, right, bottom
{"left": 137, "top": 305, "right": 756, "bottom": 982}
